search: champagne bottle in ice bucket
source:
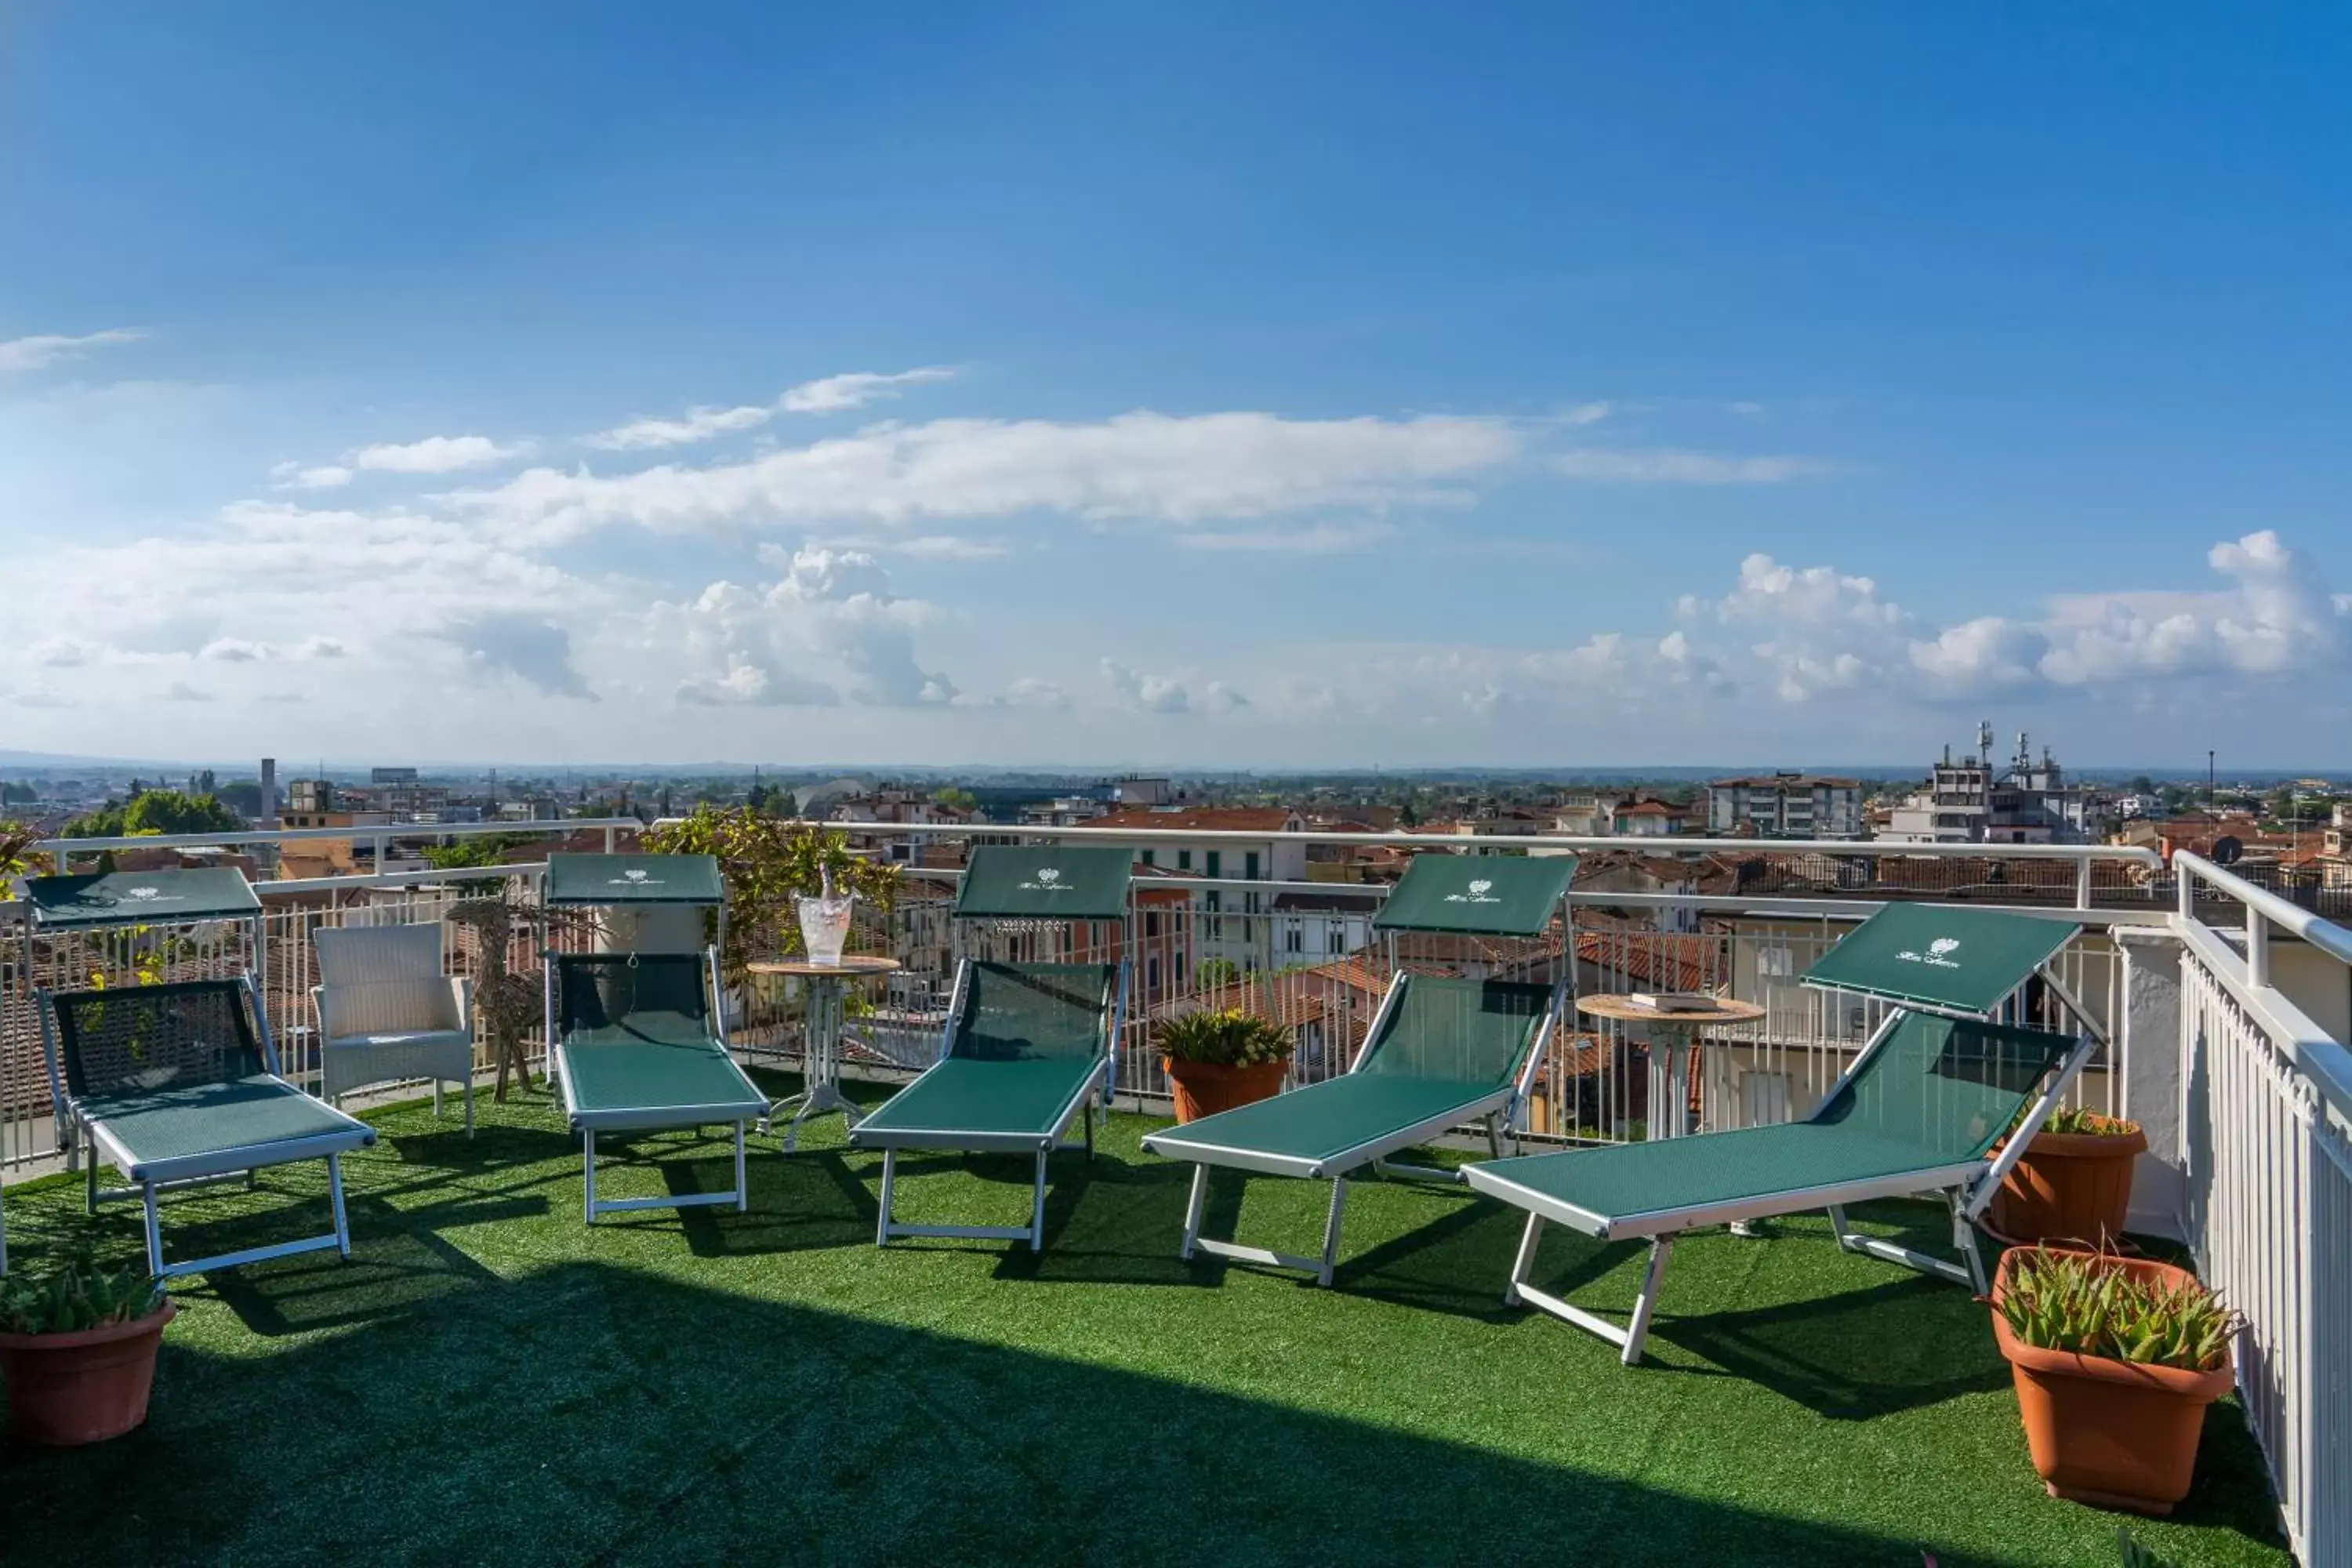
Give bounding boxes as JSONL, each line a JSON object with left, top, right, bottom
{"left": 797, "top": 860, "right": 855, "bottom": 967}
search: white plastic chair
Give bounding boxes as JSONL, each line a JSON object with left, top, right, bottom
{"left": 313, "top": 924, "right": 475, "bottom": 1136}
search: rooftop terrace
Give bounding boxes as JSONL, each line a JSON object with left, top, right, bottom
{"left": 0, "top": 1093, "right": 2290, "bottom": 1566}
{"left": 2, "top": 822, "right": 2344, "bottom": 1564}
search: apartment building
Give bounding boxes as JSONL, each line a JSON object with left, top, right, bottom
{"left": 1704, "top": 773, "right": 1866, "bottom": 840}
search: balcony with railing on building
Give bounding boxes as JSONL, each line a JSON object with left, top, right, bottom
{"left": 0, "top": 813, "right": 2338, "bottom": 1566}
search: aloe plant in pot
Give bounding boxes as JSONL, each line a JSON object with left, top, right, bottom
{"left": 0, "top": 1261, "right": 174, "bottom": 1446}
{"left": 1156, "top": 1008, "right": 1294, "bottom": 1123}
{"left": 1991, "top": 1244, "right": 2241, "bottom": 1514}
{"left": 1991, "top": 1106, "right": 2147, "bottom": 1247}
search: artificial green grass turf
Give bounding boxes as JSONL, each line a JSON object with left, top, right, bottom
{"left": 0, "top": 1079, "right": 2288, "bottom": 1568}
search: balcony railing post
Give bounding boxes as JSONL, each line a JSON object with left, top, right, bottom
{"left": 2247, "top": 907, "right": 2270, "bottom": 992}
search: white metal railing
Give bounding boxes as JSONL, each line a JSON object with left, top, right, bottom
{"left": 2170, "top": 851, "right": 2352, "bottom": 1565}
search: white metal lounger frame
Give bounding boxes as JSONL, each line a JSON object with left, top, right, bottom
{"left": 870, "top": 955, "right": 1128, "bottom": 1250}
{"left": 547, "top": 943, "right": 758, "bottom": 1224}
{"left": 1473, "top": 961, "right": 2108, "bottom": 1365}
{"left": 35, "top": 972, "right": 369, "bottom": 1279}
{"left": 1158, "top": 870, "right": 1573, "bottom": 1287}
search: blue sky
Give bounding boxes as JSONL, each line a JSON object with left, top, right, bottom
{"left": 5, "top": 5, "right": 2348, "bottom": 768}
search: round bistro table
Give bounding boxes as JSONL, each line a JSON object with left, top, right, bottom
{"left": 1574, "top": 993, "right": 1768, "bottom": 1142}
{"left": 747, "top": 955, "right": 902, "bottom": 1151}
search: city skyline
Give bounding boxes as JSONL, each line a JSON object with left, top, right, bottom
{"left": 6, "top": 8, "right": 2350, "bottom": 766}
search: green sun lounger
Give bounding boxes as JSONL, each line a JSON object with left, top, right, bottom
{"left": 1142, "top": 852, "right": 1575, "bottom": 1286}
{"left": 1462, "top": 903, "right": 2102, "bottom": 1363}
{"left": 543, "top": 854, "right": 767, "bottom": 1224}
{"left": 45, "top": 978, "right": 378, "bottom": 1278}
{"left": 848, "top": 844, "right": 1132, "bottom": 1250}
{"left": 18, "top": 867, "right": 376, "bottom": 1279}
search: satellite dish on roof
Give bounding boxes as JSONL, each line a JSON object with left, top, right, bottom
{"left": 2212, "top": 835, "right": 2244, "bottom": 866}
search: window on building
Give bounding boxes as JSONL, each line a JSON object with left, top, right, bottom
{"left": 1245, "top": 851, "right": 1261, "bottom": 880}
{"left": 1140, "top": 849, "right": 1155, "bottom": 867}
{"left": 1284, "top": 925, "right": 1303, "bottom": 954}
{"left": 1177, "top": 849, "right": 1192, "bottom": 871}
{"left": 1206, "top": 850, "right": 1222, "bottom": 879}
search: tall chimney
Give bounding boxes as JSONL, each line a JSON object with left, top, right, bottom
{"left": 260, "top": 757, "right": 279, "bottom": 828}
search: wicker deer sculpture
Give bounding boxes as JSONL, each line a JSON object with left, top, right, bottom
{"left": 448, "top": 895, "right": 543, "bottom": 1102}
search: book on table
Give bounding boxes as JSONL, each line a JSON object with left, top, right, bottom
{"left": 1628, "top": 993, "right": 1721, "bottom": 1014}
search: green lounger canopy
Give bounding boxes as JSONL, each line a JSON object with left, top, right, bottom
{"left": 1799, "top": 902, "right": 2079, "bottom": 1018}
{"left": 45, "top": 978, "right": 375, "bottom": 1278}
{"left": 543, "top": 852, "right": 725, "bottom": 906}
{"left": 22, "top": 866, "right": 261, "bottom": 929}
{"left": 954, "top": 844, "right": 1134, "bottom": 920}
{"left": 1372, "top": 853, "right": 1577, "bottom": 936}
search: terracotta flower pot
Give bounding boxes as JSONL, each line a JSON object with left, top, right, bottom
{"left": 1163, "top": 1056, "right": 1287, "bottom": 1123}
{"left": 1990, "top": 1116, "right": 2147, "bottom": 1246}
{"left": 0, "top": 1299, "right": 176, "bottom": 1447}
{"left": 1990, "top": 1250, "right": 2230, "bottom": 1514}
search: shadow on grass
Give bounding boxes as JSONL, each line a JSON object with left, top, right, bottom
{"left": 3, "top": 1258, "right": 2025, "bottom": 1568}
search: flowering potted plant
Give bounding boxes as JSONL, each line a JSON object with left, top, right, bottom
{"left": 1991, "top": 1106, "right": 2147, "bottom": 1246}
{"left": 1156, "top": 1008, "right": 1294, "bottom": 1123}
{"left": 0, "top": 1261, "right": 175, "bottom": 1446}
{"left": 1991, "top": 1244, "right": 2240, "bottom": 1514}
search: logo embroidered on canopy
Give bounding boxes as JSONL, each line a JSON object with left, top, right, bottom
{"left": 607, "top": 869, "right": 663, "bottom": 887}
{"left": 1444, "top": 877, "right": 1504, "bottom": 905}
{"left": 1894, "top": 936, "right": 1963, "bottom": 970}
{"left": 1019, "top": 866, "right": 1072, "bottom": 893}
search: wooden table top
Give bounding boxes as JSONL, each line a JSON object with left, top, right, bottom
{"left": 1575, "top": 993, "right": 1766, "bottom": 1026}
{"left": 746, "top": 955, "right": 903, "bottom": 978}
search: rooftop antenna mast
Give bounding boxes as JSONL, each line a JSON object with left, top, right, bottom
{"left": 1975, "top": 720, "right": 1994, "bottom": 769}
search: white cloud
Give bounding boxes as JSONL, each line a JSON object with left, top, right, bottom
{"left": 1003, "top": 677, "right": 1070, "bottom": 710}
{"left": 353, "top": 434, "right": 531, "bottom": 473}
{"left": 581, "top": 403, "right": 775, "bottom": 452}
{"left": 27, "top": 637, "right": 92, "bottom": 668}
{"left": 1174, "top": 521, "right": 1397, "bottom": 554}
{"left": 779, "top": 367, "right": 955, "bottom": 413}
{"left": 199, "top": 637, "right": 269, "bottom": 662}
{"left": 580, "top": 367, "right": 956, "bottom": 452}
{"left": 651, "top": 545, "right": 953, "bottom": 709}
{"left": 889, "top": 534, "right": 1010, "bottom": 560}
{"left": 460, "top": 410, "right": 1528, "bottom": 543}
{"left": 1555, "top": 448, "right": 1831, "bottom": 484}
{"left": 441, "top": 613, "right": 596, "bottom": 699}
{"left": 274, "top": 463, "right": 354, "bottom": 491}
{"left": 0, "top": 328, "right": 143, "bottom": 374}
{"left": 1099, "top": 659, "right": 1249, "bottom": 715}
{"left": 297, "top": 636, "right": 349, "bottom": 659}
{"left": 1671, "top": 530, "right": 2352, "bottom": 706}
{"left": 161, "top": 681, "right": 212, "bottom": 702}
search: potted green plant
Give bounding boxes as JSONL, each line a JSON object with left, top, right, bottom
{"left": 1156, "top": 1008, "right": 1294, "bottom": 1123}
{"left": 642, "top": 806, "right": 898, "bottom": 984}
{"left": 1991, "top": 1244, "right": 2240, "bottom": 1514}
{"left": 1991, "top": 1106, "right": 2148, "bottom": 1246}
{"left": 0, "top": 1261, "right": 174, "bottom": 1446}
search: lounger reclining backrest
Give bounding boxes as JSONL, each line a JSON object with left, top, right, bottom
{"left": 1810, "top": 1011, "right": 2080, "bottom": 1161}
{"left": 1355, "top": 975, "right": 1552, "bottom": 1088}
{"left": 951, "top": 962, "right": 1115, "bottom": 1063}
{"left": 50, "top": 979, "right": 268, "bottom": 1100}
{"left": 555, "top": 953, "right": 713, "bottom": 1045}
